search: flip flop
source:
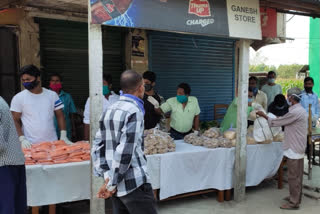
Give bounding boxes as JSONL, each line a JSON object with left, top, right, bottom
{"left": 280, "top": 203, "right": 299, "bottom": 210}
{"left": 282, "top": 196, "right": 290, "bottom": 202}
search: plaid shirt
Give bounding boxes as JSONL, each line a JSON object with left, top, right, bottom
{"left": 92, "top": 96, "right": 150, "bottom": 197}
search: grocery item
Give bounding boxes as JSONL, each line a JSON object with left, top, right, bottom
{"left": 144, "top": 128, "right": 176, "bottom": 155}
{"left": 218, "top": 137, "right": 233, "bottom": 148}
{"left": 23, "top": 141, "right": 91, "bottom": 165}
{"left": 184, "top": 133, "right": 203, "bottom": 146}
{"left": 202, "top": 137, "right": 220, "bottom": 148}
{"left": 273, "top": 132, "right": 284, "bottom": 142}
{"left": 223, "top": 130, "right": 236, "bottom": 140}
{"left": 203, "top": 127, "right": 220, "bottom": 138}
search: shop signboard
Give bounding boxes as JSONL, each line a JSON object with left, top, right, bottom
{"left": 90, "top": 0, "right": 262, "bottom": 40}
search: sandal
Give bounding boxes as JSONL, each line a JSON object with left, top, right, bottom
{"left": 282, "top": 196, "right": 290, "bottom": 202}
{"left": 280, "top": 203, "right": 299, "bottom": 210}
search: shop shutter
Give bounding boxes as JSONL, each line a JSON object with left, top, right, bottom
{"left": 148, "top": 31, "right": 236, "bottom": 121}
{"left": 36, "top": 18, "right": 125, "bottom": 109}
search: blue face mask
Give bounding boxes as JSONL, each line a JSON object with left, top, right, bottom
{"left": 103, "top": 85, "right": 110, "bottom": 95}
{"left": 248, "top": 98, "right": 253, "bottom": 103}
{"left": 177, "top": 95, "right": 188, "bottom": 103}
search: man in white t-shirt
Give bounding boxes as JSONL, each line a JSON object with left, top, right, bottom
{"left": 10, "top": 65, "right": 72, "bottom": 148}
{"left": 83, "top": 74, "right": 119, "bottom": 140}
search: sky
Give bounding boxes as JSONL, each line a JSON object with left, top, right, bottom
{"left": 250, "top": 15, "right": 310, "bottom": 67}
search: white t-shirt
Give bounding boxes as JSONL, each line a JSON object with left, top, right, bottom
{"left": 10, "top": 88, "right": 64, "bottom": 144}
{"left": 83, "top": 93, "right": 119, "bottom": 124}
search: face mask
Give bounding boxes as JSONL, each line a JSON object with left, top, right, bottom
{"left": 287, "top": 98, "right": 292, "bottom": 106}
{"left": 144, "top": 84, "right": 153, "bottom": 92}
{"left": 50, "top": 83, "right": 62, "bottom": 93}
{"left": 249, "top": 87, "right": 258, "bottom": 96}
{"left": 176, "top": 95, "right": 188, "bottom": 104}
{"left": 268, "top": 78, "right": 275, "bottom": 84}
{"left": 305, "top": 87, "right": 313, "bottom": 93}
{"left": 248, "top": 98, "right": 253, "bottom": 103}
{"left": 103, "top": 85, "right": 110, "bottom": 95}
{"left": 23, "top": 79, "right": 39, "bottom": 90}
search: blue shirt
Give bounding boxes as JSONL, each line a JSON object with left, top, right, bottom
{"left": 300, "top": 90, "right": 319, "bottom": 121}
{"left": 54, "top": 90, "right": 77, "bottom": 139}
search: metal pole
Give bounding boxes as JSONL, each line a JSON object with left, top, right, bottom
{"left": 234, "top": 39, "right": 250, "bottom": 202}
{"left": 308, "top": 104, "right": 313, "bottom": 180}
{"left": 88, "top": 1, "right": 105, "bottom": 213}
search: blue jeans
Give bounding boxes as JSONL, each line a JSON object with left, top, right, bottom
{"left": 111, "top": 183, "right": 158, "bottom": 214}
{"left": 0, "top": 165, "right": 27, "bottom": 214}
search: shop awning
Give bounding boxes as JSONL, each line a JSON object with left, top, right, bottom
{"left": 260, "top": 0, "right": 320, "bottom": 17}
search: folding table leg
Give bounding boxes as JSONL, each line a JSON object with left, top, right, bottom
{"left": 49, "top": 204, "right": 56, "bottom": 214}
{"left": 225, "top": 190, "right": 232, "bottom": 201}
{"left": 32, "top": 207, "right": 39, "bottom": 214}
{"left": 217, "top": 190, "right": 224, "bottom": 202}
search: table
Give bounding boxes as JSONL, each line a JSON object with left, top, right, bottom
{"left": 147, "top": 140, "right": 283, "bottom": 200}
{"left": 26, "top": 141, "right": 283, "bottom": 212}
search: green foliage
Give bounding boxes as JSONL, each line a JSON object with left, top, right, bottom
{"left": 277, "top": 64, "right": 305, "bottom": 79}
{"left": 276, "top": 79, "right": 304, "bottom": 95}
{"left": 249, "top": 64, "right": 305, "bottom": 79}
{"left": 200, "top": 120, "right": 219, "bottom": 131}
{"left": 249, "top": 63, "right": 276, "bottom": 73}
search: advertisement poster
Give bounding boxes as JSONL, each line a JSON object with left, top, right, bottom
{"left": 90, "top": 0, "right": 261, "bottom": 40}
{"left": 132, "top": 29, "right": 145, "bottom": 57}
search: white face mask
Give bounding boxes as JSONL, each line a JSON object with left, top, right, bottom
{"left": 287, "top": 97, "right": 292, "bottom": 106}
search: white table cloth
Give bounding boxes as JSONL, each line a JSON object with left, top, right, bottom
{"left": 26, "top": 161, "right": 90, "bottom": 206}
{"left": 26, "top": 141, "right": 283, "bottom": 205}
{"left": 148, "top": 140, "right": 283, "bottom": 199}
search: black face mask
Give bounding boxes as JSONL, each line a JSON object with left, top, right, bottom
{"left": 23, "top": 79, "right": 39, "bottom": 90}
{"left": 305, "top": 87, "right": 313, "bottom": 93}
{"left": 144, "top": 84, "right": 153, "bottom": 92}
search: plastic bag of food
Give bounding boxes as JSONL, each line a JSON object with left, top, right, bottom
{"left": 202, "top": 137, "right": 220, "bottom": 148}
{"left": 223, "top": 130, "right": 236, "bottom": 140}
{"left": 203, "top": 127, "right": 220, "bottom": 138}
{"left": 218, "top": 137, "right": 233, "bottom": 148}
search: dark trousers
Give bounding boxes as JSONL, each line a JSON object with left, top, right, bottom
{"left": 170, "top": 128, "right": 192, "bottom": 140}
{"left": 287, "top": 158, "right": 304, "bottom": 206}
{"left": 111, "top": 183, "right": 158, "bottom": 214}
{"left": 0, "top": 165, "right": 27, "bottom": 214}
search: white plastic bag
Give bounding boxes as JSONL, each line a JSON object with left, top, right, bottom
{"left": 253, "top": 111, "right": 281, "bottom": 143}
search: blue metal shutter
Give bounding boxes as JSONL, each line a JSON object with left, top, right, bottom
{"left": 148, "top": 31, "right": 235, "bottom": 121}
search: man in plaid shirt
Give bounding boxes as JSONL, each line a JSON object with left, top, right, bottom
{"left": 93, "top": 70, "right": 158, "bottom": 214}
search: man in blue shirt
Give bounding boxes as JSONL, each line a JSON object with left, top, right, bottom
{"left": 301, "top": 77, "right": 319, "bottom": 162}
{"left": 49, "top": 73, "right": 77, "bottom": 140}
{"left": 301, "top": 77, "right": 319, "bottom": 127}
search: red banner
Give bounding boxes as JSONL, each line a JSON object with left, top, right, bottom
{"left": 260, "top": 8, "right": 277, "bottom": 38}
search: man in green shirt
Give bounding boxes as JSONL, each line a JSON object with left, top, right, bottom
{"left": 261, "top": 71, "right": 282, "bottom": 107}
{"left": 148, "top": 83, "right": 200, "bottom": 140}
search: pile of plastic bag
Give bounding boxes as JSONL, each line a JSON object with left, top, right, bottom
{"left": 144, "top": 129, "right": 176, "bottom": 155}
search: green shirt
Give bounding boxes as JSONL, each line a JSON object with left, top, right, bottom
{"left": 54, "top": 90, "right": 77, "bottom": 139}
{"left": 261, "top": 84, "right": 282, "bottom": 107}
{"left": 220, "top": 98, "right": 253, "bottom": 133}
{"left": 160, "top": 96, "right": 201, "bottom": 133}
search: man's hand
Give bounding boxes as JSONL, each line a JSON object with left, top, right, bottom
{"left": 256, "top": 111, "right": 268, "bottom": 120}
{"left": 147, "top": 96, "right": 160, "bottom": 109}
{"left": 60, "top": 130, "right": 73, "bottom": 145}
{"left": 97, "top": 178, "right": 116, "bottom": 199}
